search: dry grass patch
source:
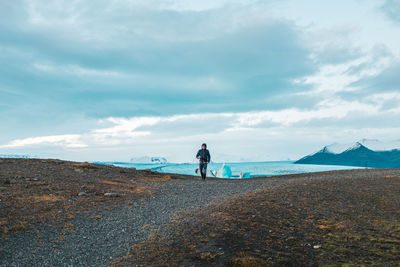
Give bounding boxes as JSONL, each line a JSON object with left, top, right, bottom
{"left": 63, "top": 223, "right": 74, "bottom": 230}
{"left": 232, "top": 256, "right": 268, "bottom": 267}
{"left": 101, "top": 180, "right": 127, "bottom": 186}
{"left": 2, "top": 221, "right": 30, "bottom": 237}
{"left": 140, "top": 175, "right": 175, "bottom": 182}
{"left": 72, "top": 163, "right": 98, "bottom": 169}
{"left": 316, "top": 220, "right": 346, "bottom": 230}
{"left": 133, "top": 186, "right": 150, "bottom": 194}
{"left": 29, "top": 195, "right": 64, "bottom": 203}
{"left": 65, "top": 214, "right": 75, "bottom": 220}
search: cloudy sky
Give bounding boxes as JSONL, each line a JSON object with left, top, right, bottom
{"left": 1, "top": 0, "right": 400, "bottom": 162}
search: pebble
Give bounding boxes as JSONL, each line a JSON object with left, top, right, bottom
{"left": 104, "top": 192, "right": 120, "bottom": 197}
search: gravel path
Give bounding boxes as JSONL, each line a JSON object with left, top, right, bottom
{"left": 1, "top": 176, "right": 293, "bottom": 267}
{"left": 0, "top": 170, "right": 376, "bottom": 267}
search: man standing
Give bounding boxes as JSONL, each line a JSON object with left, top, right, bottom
{"left": 196, "top": 143, "right": 211, "bottom": 180}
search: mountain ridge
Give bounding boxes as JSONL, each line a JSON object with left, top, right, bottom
{"left": 295, "top": 141, "right": 400, "bottom": 168}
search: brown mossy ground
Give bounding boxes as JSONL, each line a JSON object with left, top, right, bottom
{"left": 0, "top": 158, "right": 180, "bottom": 237}
{"left": 113, "top": 171, "right": 400, "bottom": 266}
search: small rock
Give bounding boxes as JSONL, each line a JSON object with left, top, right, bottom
{"left": 313, "top": 245, "right": 321, "bottom": 249}
{"left": 104, "top": 192, "right": 120, "bottom": 197}
{"left": 78, "top": 192, "right": 89, "bottom": 196}
{"left": 0, "top": 187, "right": 7, "bottom": 190}
{"left": 74, "top": 169, "right": 83, "bottom": 173}
{"left": 25, "top": 178, "right": 31, "bottom": 181}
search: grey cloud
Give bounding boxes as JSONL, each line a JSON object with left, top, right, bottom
{"left": 295, "top": 110, "right": 400, "bottom": 129}
{"left": 381, "top": 0, "right": 400, "bottom": 23}
{"left": 337, "top": 45, "right": 399, "bottom": 100}
{"left": 344, "top": 44, "right": 393, "bottom": 76}
{"left": 137, "top": 115, "right": 235, "bottom": 136}
{"left": 315, "top": 46, "right": 363, "bottom": 65}
{"left": 346, "top": 62, "right": 400, "bottom": 98}
{"left": 307, "top": 25, "right": 366, "bottom": 66}
{"left": 0, "top": 1, "right": 317, "bottom": 123}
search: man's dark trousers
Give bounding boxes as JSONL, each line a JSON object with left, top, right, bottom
{"left": 199, "top": 162, "right": 207, "bottom": 179}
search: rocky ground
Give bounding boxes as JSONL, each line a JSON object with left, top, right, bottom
{"left": 1, "top": 158, "right": 399, "bottom": 266}
{"left": 0, "top": 158, "right": 176, "bottom": 235}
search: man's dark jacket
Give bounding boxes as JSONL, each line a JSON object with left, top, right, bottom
{"left": 196, "top": 149, "right": 211, "bottom": 163}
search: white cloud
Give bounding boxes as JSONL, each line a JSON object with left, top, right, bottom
{"left": 0, "top": 99, "right": 389, "bottom": 150}
{"left": 33, "top": 63, "right": 125, "bottom": 78}
{"left": 0, "top": 134, "right": 87, "bottom": 149}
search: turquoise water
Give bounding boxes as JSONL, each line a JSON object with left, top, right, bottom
{"left": 95, "top": 161, "right": 363, "bottom": 178}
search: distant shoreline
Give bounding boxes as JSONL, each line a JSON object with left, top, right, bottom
{"left": 94, "top": 160, "right": 363, "bottom": 178}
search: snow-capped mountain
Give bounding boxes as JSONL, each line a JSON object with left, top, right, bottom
{"left": 295, "top": 140, "right": 400, "bottom": 168}
{"left": 130, "top": 156, "right": 168, "bottom": 164}
{"left": 310, "top": 139, "right": 400, "bottom": 155}
{"left": 319, "top": 142, "right": 351, "bottom": 154}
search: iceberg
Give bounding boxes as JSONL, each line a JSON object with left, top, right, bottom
{"left": 239, "top": 172, "right": 251, "bottom": 179}
{"left": 214, "top": 163, "right": 232, "bottom": 178}
{"left": 0, "top": 154, "right": 34, "bottom": 159}
{"left": 195, "top": 163, "right": 252, "bottom": 179}
{"left": 130, "top": 156, "right": 168, "bottom": 164}
{"left": 196, "top": 163, "right": 232, "bottom": 178}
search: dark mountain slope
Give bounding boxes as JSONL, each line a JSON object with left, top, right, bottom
{"left": 295, "top": 143, "right": 400, "bottom": 168}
